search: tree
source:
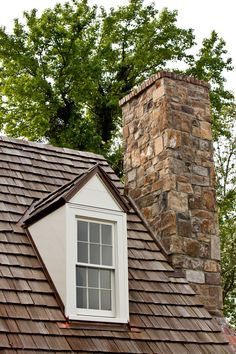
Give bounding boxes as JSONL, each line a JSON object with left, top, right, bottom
{"left": 186, "top": 31, "right": 234, "bottom": 139}
{"left": 0, "top": 0, "right": 196, "bottom": 154}
{"left": 0, "top": 0, "right": 235, "bottom": 322}
{"left": 215, "top": 104, "right": 236, "bottom": 327}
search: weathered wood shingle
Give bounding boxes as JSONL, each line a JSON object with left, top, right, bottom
{"left": 0, "top": 136, "right": 233, "bottom": 353}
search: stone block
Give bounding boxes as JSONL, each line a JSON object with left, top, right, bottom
{"left": 199, "top": 139, "right": 211, "bottom": 151}
{"left": 177, "top": 219, "right": 192, "bottom": 237}
{"left": 131, "top": 149, "right": 141, "bottom": 167}
{"left": 191, "top": 175, "right": 210, "bottom": 186}
{"left": 143, "top": 207, "right": 153, "bottom": 220}
{"left": 191, "top": 210, "right": 212, "bottom": 220}
{"left": 184, "top": 239, "right": 200, "bottom": 257}
{"left": 172, "top": 113, "right": 192, "bottom": 133}
{"left": 138, "top": 133, "right": 150, "bottom": 148}
{"left": 143, "top": 98, "right": 153, "bottom": 113}
{"left": 127, "top": 168, "right": 136, "bottom": 183}
{"left": 123, "top": 125, "right": 129, "bottom": 138}
{"left": 128, "top": 188, "right": 141, "bottom": 200}
{"left": 193, "top": 185, "right": 202, "bottom": 194}
{"left": 188, "top": 257, "right": 204, "bottom": 271}
{"left": 152, "top": 175, "right": 176, "bottom": 192}
{"left": 200, "top": 121, "right": 212, "bottom": 139}
{"left": 168, "top": 236, "right": 183, "bottom": 253}
{"left": 188, "top": 195, "right": 202, "bottom": 209}
{"left": 197, "top": 233, "right": 211, "bottom": 243}
{"left": 146, "top": 145, "right": 153, "bottom": 158}
{"left": 204, "top": 260, "right": 219, "bottom": 273}
{"left": 171, "top": 255, "right": 185, "bottom": 269}
{"left": 203, "top": 190, "right": 216, "bottom": 211}
{"left": 192, "top": 165, "right": 209, "bottom": 177}
{"left": 181, "top": 132, "right": 193, "bottom": 146}
{"left": 161, "top": 235, "right": 183, "bottom": 254}
{"left": 161, "top": 223, "right": 177, "bottom": 237}
{"left": 201, "top": 219, "right": 216, "bottom": 235}
{"left": 181, "top": 105, "right": 194, "bottom": 114}
{"left": 153, "top": 82, "right": 165, "bottom": 100}
{"left": 161, "top": 211, "right": 176, "bottom": 228}
{"left": 171, "top": 159, "right": 186, "bottom": 175}
{"left": 163, "top": 129, "right": 181, "bottom": 149}
{"left": 192, "top": 122, "right": 212, "bottom": 140}
{"left": 199, "top": 242, "right": 210, "bottom": 258}
{"left": 168, "top": 190, "right": 188, "bottom": 212}
{"left": 177, "top": 182, "right": 193, "bottom": 194}
{"left": 154, "top": 135, "right": 164, "bottom": 155}
{"left": 205, "top": 272, "right": 221, "bottom": 285}
{"left": 177, "top": 175, "right": 190, "bottom": 183}
{"left": 186, "top": 270, "right": 205, "bottom": 284}
{"left": 181, "top": 116, "right": 192, "bottom": 133}
{"left": 211, "top": 236, "right": 221, "bottom": 260}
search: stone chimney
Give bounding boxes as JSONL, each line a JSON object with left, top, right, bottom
{"left": 120, "top": 71, "right": 222, "bottom": 315}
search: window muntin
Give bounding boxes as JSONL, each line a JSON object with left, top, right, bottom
{"left": 76, "top": 267, "right": 112, "bottom": 310}
{"left": 76, "top": 219, "right": 114, "bottom": 313}
{"left": 66, "top": 202, "right": 129, "bottom": 323}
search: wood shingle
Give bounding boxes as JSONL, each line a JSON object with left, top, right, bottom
{"left": 0, "top": 136, "right": 233, "bottom": 353}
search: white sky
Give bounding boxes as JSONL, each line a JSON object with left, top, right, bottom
{"left": 0, "top": 0, "right": 235, "bottom": 95}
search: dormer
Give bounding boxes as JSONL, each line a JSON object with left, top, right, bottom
{"left": 23, "top": 165, "right": 129, "bottom": 323}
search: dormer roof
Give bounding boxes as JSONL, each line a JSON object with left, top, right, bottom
{"left": 22, "top": 163, "right": 129, "bottom": 227}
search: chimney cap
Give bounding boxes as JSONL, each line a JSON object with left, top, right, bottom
{"left": 119, "top": 71, "right": 210, "bottom": 107}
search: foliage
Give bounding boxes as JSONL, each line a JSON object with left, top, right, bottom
{"left": 186, "top": 30, "right": 234, "bottom": 139}
{"left": 215, "top": 105, "right": 236, "bottom": 326}
{"left": 0, "top": 0, "right": 235, "bottom": 323}
{"left": 0, "top": 0, "right": 196, "bottom": 153}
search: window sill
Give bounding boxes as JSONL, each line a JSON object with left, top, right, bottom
{"left": 68, "top": 314, "right": 129, "bottom": 323}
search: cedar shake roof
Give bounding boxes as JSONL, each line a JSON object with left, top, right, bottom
{"left": 22, "top": 163, "right": 129, "bottom": 227}
{"left": 0, "top": 135, "right": 233, "bottom": 353}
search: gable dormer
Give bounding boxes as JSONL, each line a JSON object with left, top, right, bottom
{"left": 23, "top": 165, "right": 129, "bottom": 323}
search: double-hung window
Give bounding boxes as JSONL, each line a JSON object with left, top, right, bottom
{"left": 66, "top": 203, "right": 129, "bottom": 323}
{"left": 76, "top": 219, "right": 114, "bottom": 315}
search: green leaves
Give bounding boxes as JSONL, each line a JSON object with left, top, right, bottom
{"left": 214, "top": 105, "right": 236, "bottom": 326}
{"left": 0, "top": 0, "right": 100, "bottom": 149}
{"left": 0, "top": 1, "right": 234, "bottom": 151}
{"left": 0, "top": 0, "right": 235, "bottom": 327}
{"left": 186, "top": 31, "right": 234, "bottom": 140}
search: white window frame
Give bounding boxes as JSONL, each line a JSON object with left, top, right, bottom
{"left": 76, "top": 218, "right": 115, "bottom": 316}
{"left": 66, "top": 203, "right": 129, "bottom": 323}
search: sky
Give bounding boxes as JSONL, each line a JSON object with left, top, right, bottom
{"left": 0, "top": 0, "right": 235, "bottom": 95}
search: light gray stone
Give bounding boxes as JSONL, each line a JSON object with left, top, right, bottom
{"left": 186, "top": 270, "right": 205, "bottom": 284}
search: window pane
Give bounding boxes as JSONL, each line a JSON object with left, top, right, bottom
{"left": 102, "top": 245, "right": 112, "bottom": 266}
{"left": 77, "top": 242, "right": 88, "bottom": 263}
{"left": 100, "top": 269, "right": 111, "bottom": 289}
{"left": 76, "top": 266, "right": 87, "bottom": 287}
{"left": 102, "top": 224, "right": 112, "bottom": 245}
{"left": 90, "top": 223, "right": 100, "bottom": 244}
{"left": 76, "top": 287, "right": 87, "bottom": 308}
{"left": 90, "top": 244, "right": 100, "bottom": 265}
{"left": 78, "top": 221, "right": 88, "bottom": 242}
{"left": 101, "top": 289, "right": 111, "bottom": 311}
{"left": 88, "top": 288, "right": 99, "bottom": 309}
{"left": 88, "top": 268, "right": 99, "bottom": 288}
